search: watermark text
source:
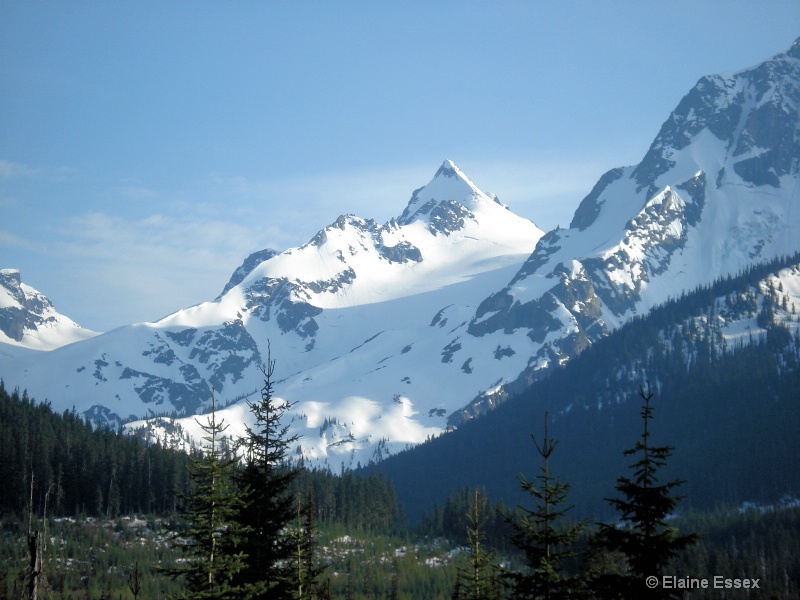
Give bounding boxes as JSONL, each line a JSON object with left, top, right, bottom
{"left": 646, "top": 575, "right": 760, "bottom": 590}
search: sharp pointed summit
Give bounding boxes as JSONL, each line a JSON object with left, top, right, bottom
{"left": 430, "top": 159, "right": 481, "bottom": 189}
{"left": 0, "top": 161, "right": 544, "bottom": 468}
{"left": 396, "top": 161, "right": 498, "bottom": 228}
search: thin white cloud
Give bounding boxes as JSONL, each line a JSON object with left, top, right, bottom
{"left": 51, "top": 210, "right": 280, "bottom": 328}
{"left": 213, "top": 157, "right": 609, "bottom": 234}
{"left": 0, "top": 159, "right": 37, "bottom": 179}
{"left": 211, "top": 164, "right": 432, "bottom": 231}
{"left": 34, "top": 156, "right": 614, "bottom": 330}
{"left": 114, "top": 185, "right": 158, "bottom": 200}
{"left": 206, "top": 157, "right": 616, "bottom": 249}
{"left": 0, "top": 230, "right": 38, "bottom": 251}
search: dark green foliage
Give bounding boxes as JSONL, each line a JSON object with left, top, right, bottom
{"left": 291, "top": 492, "right": 327, "bottom": 600}
{"left": 669, "top": 505, "right": 800, "bottom": 600}
{"left": 504, "top": 414, "right": 587, "bottom": 600}
{"left": 5, "top": 255, "right": 800, "bottom": 597}
{"left": 371, "top": 255, "right": 800, "bottom": 523}
{"left": 1, "top": 374, "right": 800, "bottom": 597}
{"left": 0, "top": 379, "right": 191, "bottom": 519}
{"left": 291, "top": 469, "right": 401, "bottom": 535}
{"left": 589, "top": 385, "right": 697, "bottom": 599}
{"left": 420, "top": 488, "right": 513, "bottom": 553}
{"left": 452, "top": 489, "right": 504, "bottom": 600}
{"left": 232, "top": 355, "right": 303, "bottom": 598}
{"left": 165, "top": 391, "right": 247, "bottom": 599}
{"left": 0, "top": 514, "right": 187, "bottom": 599}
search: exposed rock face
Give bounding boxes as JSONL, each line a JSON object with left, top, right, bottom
{"left": 218, "top": 249, "right": 279, "bottom": 298}
{"left": 0, "top": 269, "right": 95, "bottom": 350}
{"left": 450, "top": 38, "right": 800, "bottom": 425}
{"left": 0, "top": 160, "right": 544, "bottom": 456}
{"left": 2, "top": 40, "right": 799, "bottom": 468}
{"left": 0, "top": 270, "right": 46, "bottom": 342}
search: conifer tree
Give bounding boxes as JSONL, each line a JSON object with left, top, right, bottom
{"left": 292, "top": 492, "right": 325, "bottom": 599}
{"left": 233, "top": 348, "right": 301, "bottom": 599}
{"left": 590, "top": 384, "right": 697, "bottom": 599}
{"left": 452, "top": 488, "right": 503, "bottom": 600}
{"left": 505, "top": 413, "right": 586, "bottom": 600}
{"left": 167, "top": 388, "right": 246, "bottom": 599}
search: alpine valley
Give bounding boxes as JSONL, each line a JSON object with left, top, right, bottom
{"left": 2, "top": 37, "right": 799, "bottom": 479}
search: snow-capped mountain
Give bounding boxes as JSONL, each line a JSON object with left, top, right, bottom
{"left": 1, "top": 39, "right": 798, "bottom": 469}
{"left": 451, "top": 36, "right": 800, "bottom": 421}
{"left": 0, "top": 161, "right": 545, "bottom": 465}
{"left": 0, "top": 269, "right": 97, "bottom": 352}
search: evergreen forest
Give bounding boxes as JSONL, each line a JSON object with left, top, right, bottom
{"left": 372, "top": 255, "right": 800, "bottom": 522}
{"left": 2, "top": 256, "right": 799, "bottom": 598}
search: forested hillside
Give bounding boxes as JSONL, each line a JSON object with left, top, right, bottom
{"left": 371, "top": 254, "right": 800, "bottom": 522}
{"left": 0, "top": 382, "right": 192, "bottom": 518}
{"left": 3, "top": 336, "right": 800, "bottom": 597}
{"left": 0, "top": 378, "right": 409, "bottom": 598}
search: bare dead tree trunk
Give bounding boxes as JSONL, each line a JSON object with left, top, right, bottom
{"left": 25, "top": 530, "right": 43, "bottom": 600}
{"left": 127, "top": 560, "right": 143, "bottom": 600}
{"left": 25, "top": 472, "right": 42, "bottom": 600}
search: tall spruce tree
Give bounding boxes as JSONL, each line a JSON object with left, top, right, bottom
{"left": 590, "top": 384, "right": 697, "bottom": 599}
{"left": 167, "top": 388, "right": 246, "bottom": 600}
{"left": 452, "top": 488, "right": 503, "bottom": 600}
{"left": 233, "top": 349, "right": 301, "bottom": 599}
{"left": 505, "top": 413, "right": 586, "bottom": 600}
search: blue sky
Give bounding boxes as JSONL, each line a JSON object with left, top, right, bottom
{"left": 2, "top": 1, "right": 799, "bottom": 332}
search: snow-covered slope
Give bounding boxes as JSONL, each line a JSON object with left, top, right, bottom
{"left": 0, "top": 161, "right": 545, "bottom": 466}
{"left": 453, "top": 37, "right": 800, "bottom": 419}
{"left": 0, "top": 269, "right": 97, "bottom": 352}
{"left": 2, "top": 39, "right": 798, "bottom": 469}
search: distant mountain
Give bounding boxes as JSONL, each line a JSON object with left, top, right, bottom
{"left": 1, "top": 38, "right": 798, "bottom": 470}
{"left": 454, "top": 36, "right": 800, "bottom": 422}
{"left": 370, "top": 253, "right": 800, "bottom": 521}
{"left": 0, "top": 269, "right": 97, "bottom": 352}
{"left": 0, "top": 161, "right": 545, "bottom": 461}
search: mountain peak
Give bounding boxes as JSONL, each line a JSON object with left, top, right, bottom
{"left": 396, "top": 160, "right": 492, "bottom": 232}
{"left": 631, "top": 37, "right": 800, "bottom": 195}
{"left": 0, "top": 269, "right": 97, "bottom": 350}
{"left": 0, "top": 269, "right": 21, "bottom": 288}
{"left": 431, "top": 160, "right": 486, "bottom": 195}
{"left": 433, "top": 159, "right": 463, "bottom": 179}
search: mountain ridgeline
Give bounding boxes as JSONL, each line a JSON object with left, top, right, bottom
{"left": 369, "top": 252, "right": 800, "bottom": 521}
{"left": 1, "top": 38, "right": 799, "bottom": 475}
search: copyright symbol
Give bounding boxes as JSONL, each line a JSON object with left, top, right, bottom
{"left": 646, "top": 576, "right": 659, "bottom": 589}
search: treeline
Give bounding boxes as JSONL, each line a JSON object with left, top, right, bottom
{"left": 0, "top": 515, "right": 186, "bottom": 599}
{"left": 0, "top": 380, "right": 401, "bottom": 533}
{"left": 671, "top": 505, "right": 800, "bottom": 599}
{"left": 293, "top": 469, "right": 400, "bottom": 534}
{"left": 3, "top": 370, "right": 800, "bottom": 597}
{"left": 419, "top": 486, "right": 514, "bottom": 552}
{"left": 430, "top": 386, "right": 800, "bottom": 599}
{"left": 637, "top": 250, "right": 800, "bottom": 331}
{"left": 423, "top": 489, "right": 800, "bottom": 598}
{"left": 1, "top": 362, "right": 403, "bottom": 598}
{"left": 0, "top": 381, "right": 191, "bottom": 518}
